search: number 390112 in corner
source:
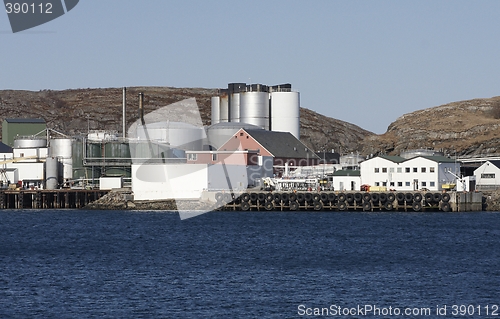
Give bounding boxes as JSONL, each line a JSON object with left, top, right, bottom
{"left": 5, "top": 2, "right": 53, "bottom": 14}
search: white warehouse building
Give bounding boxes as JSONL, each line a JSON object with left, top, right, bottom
{"left": 360, "top": 155, "right": 460, "bottom": 191}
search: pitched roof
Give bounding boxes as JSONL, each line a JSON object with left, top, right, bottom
{"left": 332, "top": 169, "right": 361, "bottom": 176}
{"left": 419, "top": 155, "right": 458, "bottom": 163}
{"left": 486, "top": 160, "right": 500, "bottom": 169}
{"left": 4, "top": 118, "right": 46, "bottom": 124}
{"left": 244, "top": 129, "right": 320, "bottom": 159}
{"left": 378, "top": 155, "right": 406, "bottom": 163}
{"left": 0, "top": 142, "right": 12, "bottom": 153}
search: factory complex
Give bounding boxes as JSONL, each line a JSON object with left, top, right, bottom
{"left": 0, "top": 83, "right": 491, "bottom": 212}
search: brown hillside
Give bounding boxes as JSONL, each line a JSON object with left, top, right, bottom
{"left": 0, "top": 87, "right": 372, "bottom": 153}
{"left": 360, "top": 96, "right": 500, "bottom": 157}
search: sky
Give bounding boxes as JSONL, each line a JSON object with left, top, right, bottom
{"left": 1, "top": 0, "right": 500, "bottom": 134}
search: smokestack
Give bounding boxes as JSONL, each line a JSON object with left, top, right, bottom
{"left": 122, "top": 87, "right": 126, "bottom": 138}
{"left": 138, "top": 92, "right": 144, "bottom": 125}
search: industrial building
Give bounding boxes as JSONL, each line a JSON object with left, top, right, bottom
{"left": 2, "top": 118, "right": 46, "bottom": 147}
{"left": 211, "top": 83, "right": 301, "bottom": 139}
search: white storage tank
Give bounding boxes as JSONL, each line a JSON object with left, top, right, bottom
{"left": 270, "top": 91, "right": 300, "bottom": 139}
{"left": 136, "top": 121, "right": 205, "bottom": 151}
{"left": 400, "top": 149, "right": 444, "bottom": 159}
{"left": 229, "top": 92, "right": 241, "bottom": 122}
{"left": 240, "top": 91, "right": 270, "bottom": 130}
{"left": 211, "top": 96, "right": 220, "bottom": 125}
{"left": 45, "top": 156, "right": 59, "bottom": 190}
{"left": 13, "top": 137, "right": 47, "bottom": 149}
{"left": 49, "top": 138, "right": 73, "bottom": 180}
{"left": 219, "top": 92, "right": 229, "bottom": 123}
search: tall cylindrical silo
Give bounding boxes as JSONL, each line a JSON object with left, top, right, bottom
{"left": 211, "top": 96, "right": 220, "bottom": 125}
{"left": 270, "top": 91, "right": 300, "bottom": 139}
{"left": 49, "top": 138, "right": 73, "bottom": 180}
{"left": 220, "top": 92, "right": 229, "bottom": 123}
{"left": 240, "top": 91, "right": 270, "bottom": 130}
{"left": 45, "top": 156, "right": 58, "bottom": 190}
{"left": 229, "top": 92, "right": 240, "bottom": 122}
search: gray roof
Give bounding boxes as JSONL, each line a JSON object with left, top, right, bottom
{"left": 4, "top": 118, "right": 46, "bottom": 123}
{"left": 378, "top": 155, "right": 406, "bottom": 163}
{"left": 332, "top": 169, "right": 361, "bottom": 177}
{"left": 486, "top": 160, "right": 500, "bottom": 169}
{"left": 0, "top": 142, "right": 12, "bottom": 153}
{"left": 419, "top": 155, "right": 458, "bottom": 163}
{"left": 244, "top": 129, "right": 320, "bottom": 159}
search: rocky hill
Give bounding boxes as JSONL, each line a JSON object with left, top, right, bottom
{"left": 360, "top": 96, "right": 500, "bottom": 157}
{"left": 0, "top": 87, "right": 372, "bottom": 153}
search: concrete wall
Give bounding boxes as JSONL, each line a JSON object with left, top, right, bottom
{"left": 132, "top": 163, "right": 208, "bottom": 200}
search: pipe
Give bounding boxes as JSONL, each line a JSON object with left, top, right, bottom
{"left": 138, "top": 92, "right": 144, "bottom": 125}
{"left": 122, "top": 87, "right": 126, "bottom": 138}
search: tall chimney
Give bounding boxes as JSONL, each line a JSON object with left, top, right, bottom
{"left": 122, "top": 87, "right": 126, "bottom": 138}
{"left": 138, "top": 92, "right": 144, "bottom": 125}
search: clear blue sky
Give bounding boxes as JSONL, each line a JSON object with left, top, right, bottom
{"left": 2, "top": 1, "right": 500, "bottom": 134}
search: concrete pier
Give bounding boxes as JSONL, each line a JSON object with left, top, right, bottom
{"left": 0, "top": 189, "right": 109, "bottom": 209}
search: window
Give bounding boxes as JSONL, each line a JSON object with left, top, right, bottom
{"left": 375, "top": 182, "right": 380, "bottom": 186}
{"left": 240, "top": 132, "right": 244, "bottom": 136}
{"left": 212, "top": 154, "right": 217, "bottom": 161}
{"left": 382, "top": 182, "right": 387, "bottom": 186}
{"left": 397, "top": 167, "right": 402, "bottom": 173}
{"left": 374, "top": 168, "right": 379, "bottom": 173}
{"left": 421, "top": 167, "right": 426, "bottom": 173}
{"left": 390, "top": 182, "right": 395, "bottom": 186}
{"left": 413, "top": 167, "right": 418, "bottom": 173}
{"left": 398, "top": 182, "right": 403, "bottom": 187}
{"left": 430, "top": 167, "right": 435, "bottom": 173}
{"left": 481, "top": 173, "right": 495, "bottom": 178}
{"left": 188, "top": 153, "right": 197, "bottom": 161}
{"left": 422, "top": 182, "right": 427, "bottom": 186}
{"left": 405, "top": 182, "right": 410, "bottom": 186}
{"left": 382, "top": 167, "right": 387, "bottom": 173}
{"left": 430, "top": 182, "right": 435, "bottom": 187}
{"left": 389, "top": 168, "right": 395, "bottom": 173}
{"left": 405, "top": 167, "right": 410, "bottom": 173}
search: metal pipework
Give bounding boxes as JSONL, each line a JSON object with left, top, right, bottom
{"left": 122, "top": 87, "right": 126, "bottom": 138}
{"left": 138, "top": 92, "right": 144, "bottom": 125}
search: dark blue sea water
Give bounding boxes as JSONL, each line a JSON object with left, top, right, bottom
{"left": 0, "top": 210, "right": 498, "bottom": 318}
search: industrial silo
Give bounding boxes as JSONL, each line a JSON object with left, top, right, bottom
{"left": 240, "top": 91, "right": 270, "bottom": 130}
{"left": 13, "top": 137, "right": 47, "bottom": 148}
{"left": 206, "top": 122, "right": 263, "bottom": 150}
{"left": 400, "top": 149, "right": 444, "bottom": 159}
{"left": 102, "top": 141, "right": 132, "bottom": 177}
{"left": 219, "top": 91, "right": 229, "bottom": 123}
{"left": 45, "top": 156, "right": 58, "bottom": 190}
{"left": 49, "top": 138, "right": 73, "bottom": 180}
{"left": 270, "top": 91, "right": 300, "bottom": 139}
{"left": 211, "top": 96, "right": 220, "bottom": 125}
{"left": 228, "top": 83, "right": 245, "bottom": 122}
{"left": 136, "top": 122, "right": 205, "bottom": 151}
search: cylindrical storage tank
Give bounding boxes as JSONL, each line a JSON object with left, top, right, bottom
{"left": 136, "top": 122, "right": 204, "bottom": 151}
{"left": 400, "top": 149, "right": 444, "bottom": 159}
{"left": 13, "top": 137, "right": 47, "bottom": 148}
{"left": 340, "top": 154, "right": 365, "bottom": 168}
{"left": 219, "top": 92, "right": 229, "bottom": 123}
{"left": 270, "top": 91, "right": 300, "bottom": 139}
{"left": 49, "top": 138, "right": 73, "bottom": 180}
{"left": 229, "top": 92, "right": 240, "bottom": 122}
{"left": 87, "top": 142, "right": 102, "bottom": 159}
{"left": 211, "top": 96, "right": 220, "bottom": 125}
{"left": 240, "top": 91, "right": 270, "bottom": 130}
{"left": 103, "top": 141, "right": 132, "bottom": 178}
{"left": 45, "top": 156, "right": 58, "bottom": 190}
{"left": 206, "top": 122, "right": 263, "bottom": 149}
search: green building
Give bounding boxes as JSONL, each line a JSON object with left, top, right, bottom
{"left": 2, "top": 118, "right": 47, "bottom": 147}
